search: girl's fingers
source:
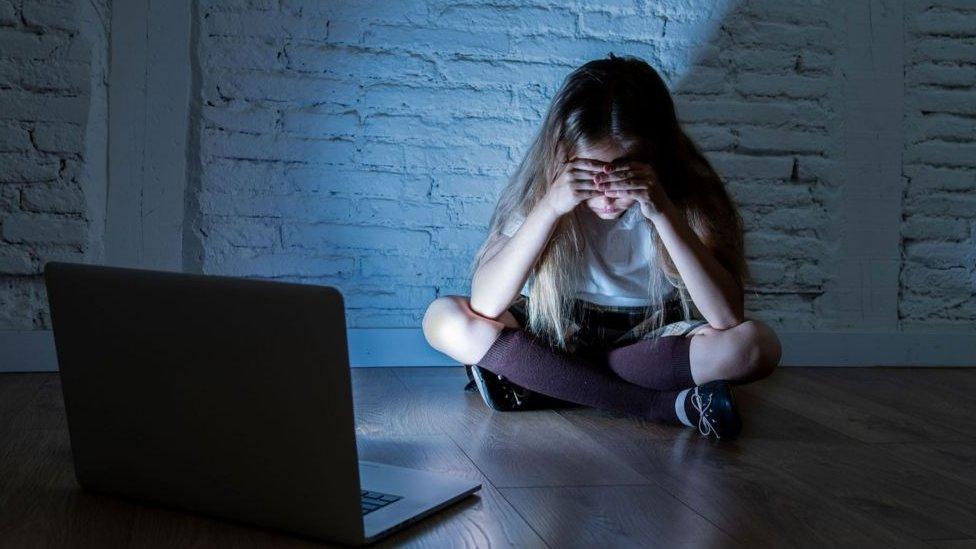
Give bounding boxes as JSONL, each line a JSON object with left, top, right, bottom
{"left": 568, "top": 168, "right": 605, "bottom": 178}
{"left": 567, "top": 158, "right": 609, "bottom": 172}
{"left": 593, "top": 169, "right": 640, "bottom": 183}
{"left": 604, "top": 189, "right": 649, "bottom": 199}
{"left": 570, "top": 180, "right": 601, "bottom": 190}
{"left": 609, "top": 162, "right": 646, "bottom": 172}
{"left": 596, "top": 181, "right": 648, "bottom": 191}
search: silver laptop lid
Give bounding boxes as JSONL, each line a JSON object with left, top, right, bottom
{"left": 44, "top": 261, "right": 365, "bottom": 544}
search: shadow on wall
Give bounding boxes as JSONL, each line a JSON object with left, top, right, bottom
{"left": 190, "top": 0, "right": 975, "bottom": 333}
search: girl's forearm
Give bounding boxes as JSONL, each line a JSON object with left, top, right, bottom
{"left": 648, "top": 199, "right": 744, "bottom": 329}
{"left": 470, "top": 201, "right": 562, "bottom": 319}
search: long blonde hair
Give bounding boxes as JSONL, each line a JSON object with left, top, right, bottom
{"left": 469, "top": 54, "right": 749, "bottom": 351}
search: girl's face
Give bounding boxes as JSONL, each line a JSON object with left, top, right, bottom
{"left": 570, "top": 139, "right": 642, "bottom": 221}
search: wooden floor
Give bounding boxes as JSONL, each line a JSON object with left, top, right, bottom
{"left": 2, "top": 367, "right": 975, "bottom": 548}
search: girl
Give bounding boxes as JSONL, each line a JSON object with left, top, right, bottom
{"left": 422, "top": 54, "right": 782, "bottom": 440}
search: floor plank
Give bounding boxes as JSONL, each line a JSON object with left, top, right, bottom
{"left": 740, "top": 368, "right": 968, "bottom": 443}
{"left": 0, "top": 373, "right": 46, "bottom": 433}
{"left": 760, "top": 440, "right": 976, "bottom": 541}
{"left": 357, "top": 434, "right": 547, "bottom": 548}
{"left": 499, "top": 484, "right": 740, "bottom": 548}
{"left": 555, "top": 404, "right": 922, "bottom": 547}
{"left": 2, "top": 368, "right": 976, "bottom": 547}
{"left": 0, "top": 428, "right": 137, "bottom": 548}
{"left": 792, "top": 367, "right": 976, "bottom": 438}
{"left": 389, "top": 368, "right": 652, "bottom": 488}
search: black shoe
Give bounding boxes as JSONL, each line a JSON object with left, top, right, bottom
{"left": 467, "top": 364, "right": 568, "bottom": 411}
{"left": 689, "top": 380, "right": 742, "bottom": 440}
{"left": 463, "top": 364, "right": 478, "bottom": 392}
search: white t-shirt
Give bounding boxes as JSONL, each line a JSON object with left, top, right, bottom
{"left": 499, "top": 204, "right": 676, "bottom": 307}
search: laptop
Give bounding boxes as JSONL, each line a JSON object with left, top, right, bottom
{"left": 43, "top": 261, "right": 481, "bottom": 545}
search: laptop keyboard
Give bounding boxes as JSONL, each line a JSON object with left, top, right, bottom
{"left": 361, "top": 490, "right": 403, "bottom": 515}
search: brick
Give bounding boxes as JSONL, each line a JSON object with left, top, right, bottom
{"left": 735, "top": 74, "right": 831, "bottom": 100}
{"left": 914, "top": 8, "right": 976, "bottom": 36}
{"left": 0, "top": 249, "right": 34, "bottom": 274}
{"left": 21, "top": 3, "right": 78, "bottom": 33}
{"left": 212, "top": 251, "right": 356, "bottom": 278}
{"left": 0, "top": 90, "right": 91, "bottom": 124}
{"left": 202, "top": 218, "right": 279, "bottom": 248}
{"left": 676, "top": 98, "right": 829, "bottom": 129}
{"left": 0, "top": 28, "right": 70, "bottom": 60}
{"left": 284, "top": 45, "right": 437, "bottom": 81}
{"left": 32, "top": 122, "right": 85, "bottom": 153}
{"left": 284, "top": 167, "right": 429, "bottom": 198}
{"left": 205, "top": 71, "right": 361, "bottom": 105}
{"left": 0, "top": 123, "right": 31, "bottom": 152}
{"left": 281, "top": 0, "right": 429, "bottom": 23}
{"left": 204, "top": 36, "right": 284, "bottom": 71}
{"left": 202, "top": 0, "right": 276, "bottom": 12}
{"left": 904, "top": 241, "right": 972, "bottom": 269}
{"left": 579, "top": 10, "right": 665, "bottom": 41}
{"left": 361, "top": 24, "right": 511, "bottom": 56}
{"left": 201, "top": 128, "right": 358, "bottom": 163}
{"left": 0, "top": 1, "right": 17, "bottom": 25}
{"left": 361, "top": 84, "right": 514, "bottom": 118}
{"left": 737, "top": 126, "right": 830, "bottom": 155}
{"left": 0, "top": 153, "right": 61, "bottom": 183}
{"left": 20, "top": 183, "right": 86, "bottom": 213}
{"left": 432, "top": 5, "right": 576, "bottom": 35}
{"left": 708, "top": 152, "right": 795, "bottom": 180}
{"left": 914, "top": 37, "right": 976, "bottom": 64}
{"left": 902, "top": 215, "right": 971, "bottom": 241}
{"left": 907, "top": 62, "right": 976, "bottom": 88}
{"left": 901, "top": 263, "right": 972, "bottom": 293}
{"left": 281, "top": 111, "right": 360, "bottom": 138}
{"left": 904, "top": 165, "right": 976, "bottom": 192}
{"left": 2, "top": 214, "right": 88, "bottom": 246}
{"left": 282, "top": 223, "right": 431, "bottom": 252}
{"left": 202, "top": 158, "right": 289, "bottom": 194}
{"left": 904, "top": 192, "right": 976, "bottom": 218}
{"left": 744, "top": 232, "right": 827, "bottom": 260}
{"left": 906, "top": 141, "right": 976, "bottom": 168}
{"left": 204, "top": 11, "right": 329, "bottom": 39}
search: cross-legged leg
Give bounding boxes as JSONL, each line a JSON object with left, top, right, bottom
{"left": 423, "top": 295, "right": 686, "bottom": 424}
{"left": 602, "top": 319, "right": 782, "bottom": 390}
{"left": 603, "top": 334, "right": 697, "bottom": 391}
{"left": 687, "top": 319, "right": 782, "bottom": 385}
{"left": 475, "top": 325, "right": 686, "bottom": 424}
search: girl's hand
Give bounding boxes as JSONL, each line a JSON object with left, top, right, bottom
{"left": 593, "top": 160, "right": 671, "bottom": 220}
{"left": 542, "top": 158, "right": 607, "bottom": 216}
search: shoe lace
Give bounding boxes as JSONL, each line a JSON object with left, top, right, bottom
{"left": 498, "top": 374, "right": 524, "bottom": 407}
{"left": 691, "top": 388, "right": 716, "bottom": 438}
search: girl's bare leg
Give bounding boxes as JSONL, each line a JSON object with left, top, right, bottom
{"left": 422, "top": 295, "right": 519, "bottom": 365}
{"left": 687, "top": 319, "right": 783, "bottom": 385}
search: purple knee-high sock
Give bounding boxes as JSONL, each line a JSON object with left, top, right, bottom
{"left": 475, "top": 327, "right": 682, "bottom": 425}
{"left": 603, "top": 336, "right": 696, "bottom": 391}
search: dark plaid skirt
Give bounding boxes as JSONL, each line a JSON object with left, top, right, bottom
{"left": 462, "top": 294, "right": 710, "bottom": 403}
{"left": 506, "top": 293, "right": 709, "bottom": 356}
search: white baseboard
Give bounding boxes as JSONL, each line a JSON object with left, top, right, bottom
{"left": 1, "top": 329, "right": 974, "bottom": 372}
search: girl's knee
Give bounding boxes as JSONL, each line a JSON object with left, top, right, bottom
{"left": 733, "top": 319, "right": 781, "bottom": 380}
{"left": 423, "top": 295, "right": 510, "bottom": 364}
{"left": 422, "top": 295, "right": 472, "bottom": 349}
{"left": 698, "top": 319, "right": 780, "bottom": 383}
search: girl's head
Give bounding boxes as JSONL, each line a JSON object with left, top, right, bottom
{"left": 472, "top": 54, "right": 748, "bottom": 350}
{"left": 550, "top": 55, "right": 687, "bottom": 221}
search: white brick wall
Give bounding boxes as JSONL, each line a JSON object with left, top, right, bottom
{"left": 901, "top": 1, "right": 976, "bottom": 329}
{"left": 2, "top": 0, "right": 973, "bottom": 338}
{"left": 190, "top": 0, "right": 844, "bottom": 329}
{"left": 0, "top": 0, "right": 109, "bottom": 330}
